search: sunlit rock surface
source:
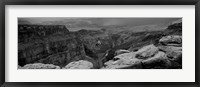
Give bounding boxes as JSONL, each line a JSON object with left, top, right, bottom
{"left": 63, "top": 60, "right": 93, "bottom": 69}
{"left": 19, "top": 63, "right": 60, "bottom": 69}
{"left": 159, "top": 35, "right": 182, "bottom": 46}
{"left": 135, "top": 44, "right": 159, "bottom": 59}
{"left": 114, "top": 49, "right": 130, "bottom": 56}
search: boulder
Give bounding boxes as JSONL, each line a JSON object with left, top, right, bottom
{"left": 167, "top": 51, "right": 182, "bottom": 64}
{"left": 135, "top": 44, "right": 159, "bottom": 59}
{"left": 102, "top": 60, "right": 142, "bottom": 69}
{"left": 19, "top": 63, "right": 60, "bottom": 69}
{"left": 114, "top": 49, "right": 130, "bottom": 56}
{"left": 102, "top": 52, "right": 143, "bottom": 69}
{"left": 158, "top": 46, "right": 182, "bottom": 64}
{"left": 158, "top": 46, "right": 182, "bottom": 52}
{"left": 142, "top": 51, "right": 172, "bottom": 69}
{"left": 64, "top": 60, "right": 93, "bottom": 69}
{"left": 166, "top": 51, "right": 182, "bottom": 59}
{"left": 114, "top": 52, "right": 137, "bottom": 60}
{"left": 18, "top": 65, "right": 22, "bottom": 69}
{"left": 159, "top": 35, "right": 182, "bottom": 46}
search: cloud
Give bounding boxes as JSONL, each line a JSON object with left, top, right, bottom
{"left": 18, "top": 17, "right": 181, "bottom": 27}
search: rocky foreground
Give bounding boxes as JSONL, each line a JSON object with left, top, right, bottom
{"left": 19, "top": 35, "right": 182, "bottom": 69}
{"left": 102, "top": 35, "right": 182, "bottom": 69}
{"left": 18, "top": 22, "right": 182, "bottom": 69}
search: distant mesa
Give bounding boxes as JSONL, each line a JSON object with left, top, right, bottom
{"left": 18, "top": 19, "right": 32, "bottom": 25}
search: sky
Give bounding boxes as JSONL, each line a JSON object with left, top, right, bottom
{"left": 19, "top": 17, "right": 181, "bottom": 26}
{"left": 18, "top": 17, "right": 182, "bottom": 31}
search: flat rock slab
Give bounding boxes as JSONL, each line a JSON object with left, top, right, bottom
{"left": 142, "top": 51, "right": 172, "bottom": 69}
{"left": 64, "top": 60, "right": 93, "bottom": 69}
{"left": 135, "top": 44, "right": 159, "bottom": 59}
{"left": 103, "top": 52, "right": 143, "bottom": 69}
{"left": 159, "top": 35, "right": 182, "bottom": 46}
{"left": 19, "top": 63, "right": 60, "bottom": 69}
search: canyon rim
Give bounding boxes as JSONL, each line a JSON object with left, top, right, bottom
{"left": 18, "top": 17, "right": 182, "bottom": 69}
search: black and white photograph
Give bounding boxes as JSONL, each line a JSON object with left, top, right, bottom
{"left": 18, "top": 17, "right": 182, "bottom": 69}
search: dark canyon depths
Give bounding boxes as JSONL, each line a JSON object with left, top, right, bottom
{"left": 18, "top": 22, "right": 182, "bottom": 69}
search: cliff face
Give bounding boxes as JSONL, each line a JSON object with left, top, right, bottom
{"left": 37, "top": 36, "right": 87, "bottom": 67}
{"left": 18, "top": 25, "right": 69, "bottom": 43}
{"left": 18, "top": 22, "right": 182, "bottom": 69}
{"left": 18, "top": 25, "right": 85, "bottom": 67}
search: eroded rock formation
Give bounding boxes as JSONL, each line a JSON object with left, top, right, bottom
{"left": 102, "top": 34, "right": 182, "bottom": 69}
{"left": 63, "top": 60, "right": 93, "bottom": 69}
{"left": 18, "top": 63, "right": 60, "bottom": 69}
{"left": 18, "top": 22, "right": 182, "bottom": 69}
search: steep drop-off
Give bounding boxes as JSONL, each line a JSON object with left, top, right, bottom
{"left": 18, "top": 22, "right": 182, "bottom": 69}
